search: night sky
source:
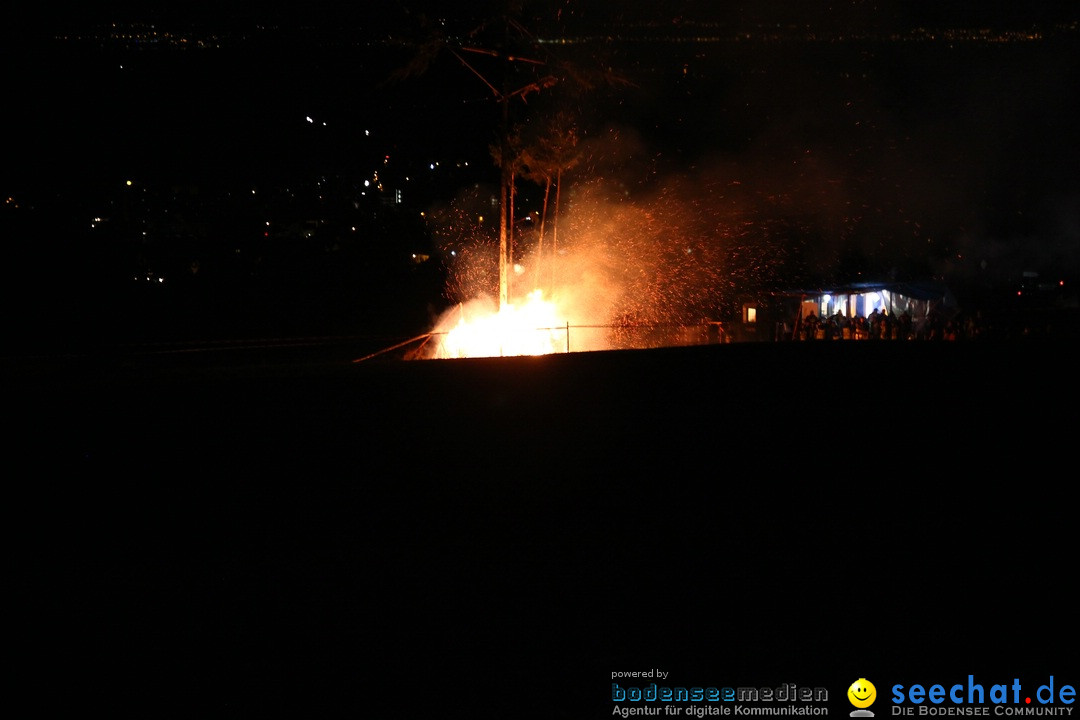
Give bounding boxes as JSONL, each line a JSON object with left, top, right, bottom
{"left": 4, "top": 1, "right": 1079, "bottom": 338}
{"left": 9, "top": 1, "right": 1080, "bottom": 35}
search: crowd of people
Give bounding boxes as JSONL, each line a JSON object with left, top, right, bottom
{"left": 788, "top": 307, "right": 984, "bottom": 341}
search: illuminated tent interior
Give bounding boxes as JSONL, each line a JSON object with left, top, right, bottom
{"left": 797, "top": 281, "right": 959, "bottom": 322}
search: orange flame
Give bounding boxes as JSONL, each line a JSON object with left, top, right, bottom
{"left": 430, "top": 289, "right": 569, "bottom": 358}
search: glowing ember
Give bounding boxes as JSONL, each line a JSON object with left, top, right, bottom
{"left": 431, "top": 290, "right": 568, "bottom": 358}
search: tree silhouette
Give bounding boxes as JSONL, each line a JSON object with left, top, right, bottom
{"left": 517, "top": 110, "right": 581, "bottom": 292}
{"left": 386, "top": 1, "right": 630, "bottom": 310}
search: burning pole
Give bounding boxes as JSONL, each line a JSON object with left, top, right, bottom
{"left": 498, "top": 83, "right": 511, "bottom": 309}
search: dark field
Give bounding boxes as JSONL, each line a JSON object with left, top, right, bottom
{"left": 7, "top": 340, "right": 1075, "bottom": 718}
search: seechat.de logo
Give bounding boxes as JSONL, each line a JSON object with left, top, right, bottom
{"left": 891, "top": 675, "right": 1076, "bottom": 716}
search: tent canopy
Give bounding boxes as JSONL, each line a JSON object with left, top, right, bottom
{"left": 780, "top": 280, "right": 955, "bottom": 304}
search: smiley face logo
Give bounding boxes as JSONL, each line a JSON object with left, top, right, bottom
{"left": 848, "top": 679, "right": 877, "bottom": 709}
